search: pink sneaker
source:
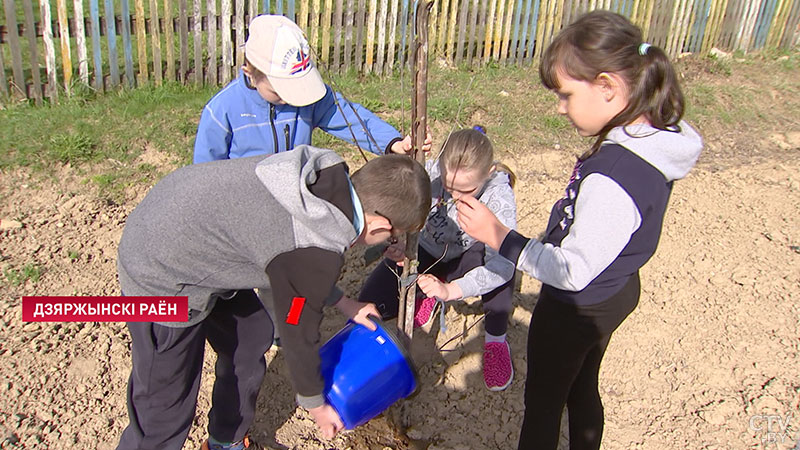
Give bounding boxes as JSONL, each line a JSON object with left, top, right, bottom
{"left": 483, "top": 341, "right": 513, "bottom": 391}
{"left": 413, "top": 296, "right": 438, "bottom": 328}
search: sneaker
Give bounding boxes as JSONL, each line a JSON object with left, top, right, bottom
{"left": 201, "top": 435, "right": 267, "bottom": 450}
{"left": 483, "top": 341, "right": 514, "bottom": 391}
{"left": 413, "top": 296, "right": 439, "bottom": 328}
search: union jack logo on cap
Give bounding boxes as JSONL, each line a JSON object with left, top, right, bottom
{"left": 290, "top": 49, "right": 311, "bottom": 75}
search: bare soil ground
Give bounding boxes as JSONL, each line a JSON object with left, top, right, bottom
{"left": 1, "top": 55, "right": 799, "bottom": 450}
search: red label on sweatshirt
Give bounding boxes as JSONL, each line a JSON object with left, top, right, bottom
{"left": 286, "top": 297, "right": 306, "bottom": 325}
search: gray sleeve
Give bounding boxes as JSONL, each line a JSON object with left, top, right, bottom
{"left": 454, "top": 181, "right": 517, "bottom": 298}
{"left": 516, "top": 173, "right": 641, "bottom": 291}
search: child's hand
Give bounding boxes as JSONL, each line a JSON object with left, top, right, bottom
{"left": 335, "top": 295, "right": 380, "bottom": 331}
{"left": 308, "top": 403, "right": 344, "bottom": 439}
{"left": 416, "top": 274, "right": 462, "bottom": 301}
{"left": 391, "top": 129, "right": 433, "bottom": 154}
{"left": 456, "top": 195, "right": 511, "bottom": 251}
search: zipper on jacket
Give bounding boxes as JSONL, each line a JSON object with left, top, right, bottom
{"left": 284, "top": 124, "right": 291, "bottom": 151}
{"left": 269, "top": 104, "right": 279, "bottom": 152}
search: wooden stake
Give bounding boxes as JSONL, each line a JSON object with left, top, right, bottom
{"left": 397, "top": 0, "right": 432, "bottom": 346}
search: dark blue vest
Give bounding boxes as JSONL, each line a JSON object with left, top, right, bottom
{"left": 542, "top": 144, "right": 672, "bottom": 305}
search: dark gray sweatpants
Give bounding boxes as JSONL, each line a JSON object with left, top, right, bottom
{"left": 117, "top": 289, "right": 274, "bottom": 450}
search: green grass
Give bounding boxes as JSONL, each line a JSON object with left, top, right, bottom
{"left": 1, "top": 51, "right": 799, "bottom": 199}
{"left": 3, "top": 263, "right": 43, "bottom": 286}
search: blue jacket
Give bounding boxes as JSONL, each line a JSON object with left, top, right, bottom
{"left": 194, "top": 70, "right": 403, "bottom": 163}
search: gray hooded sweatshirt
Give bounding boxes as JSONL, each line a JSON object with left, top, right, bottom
{"left": 499, "top": 121, "right": 703, "bottom": 305}
{"left": 117, "top": 145, "right": 359, "bottom": 408}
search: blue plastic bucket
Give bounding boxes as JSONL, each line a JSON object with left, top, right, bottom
{"left": 319, "top": 318, "right": 418, "bottom": 429}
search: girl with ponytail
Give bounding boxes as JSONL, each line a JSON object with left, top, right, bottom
{"left": 455, "top": 10, "right": 703, "bottom": 449}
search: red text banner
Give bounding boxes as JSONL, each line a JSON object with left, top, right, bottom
{"left": 22, "top": 296, "right": 189, "bottom": 322}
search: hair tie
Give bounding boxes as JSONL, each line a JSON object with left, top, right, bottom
{"left": 473, "top": 125, "right": 487, "bottom": 134}
{"left": 638, "top": 43, "right": 652, "bottom": 56}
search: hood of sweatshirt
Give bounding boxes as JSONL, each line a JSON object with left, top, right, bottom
{"left": 604, "top": 120, "right": 703, "bottom": 182}
{"left": 254, "top": 145, "right": 358, "bottom": 253}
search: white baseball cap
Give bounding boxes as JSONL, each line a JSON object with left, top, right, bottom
{"left": 245, "top": 15, "right": 326, "bottom": 106}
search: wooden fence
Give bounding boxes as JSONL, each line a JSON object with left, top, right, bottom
{"left": 1, "top": 0, "right": 799, "bottom": 104}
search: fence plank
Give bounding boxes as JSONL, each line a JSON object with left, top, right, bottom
{"left": 436, "top": 0, "right": 449, "bottom": 56}
{"left": 355, "top": 0, "right": 365, "bottom": 70}
{"left": 428, "top": 0, "right": 438, "bottom": 53}
{"left": 206, "top": 0, "right": 216, "bottom": 84}
{"left": 483, "top": 0, "right": 496, "bottom": 62}
{"left": 397, "top": 0, "right": 409, "bottom": 67}
{"left": 41, "top": 0, "right": 59, "bottom": 99}
{"left": 524, "top": 0, "right": 537, "bottom": 64}
{"left": 501, "top": 0, "right": 515, "bottom": 62}
{"left": 22, "top": 0, "right": 43, "bottom": 103}
{"left": 178, "top": 0, "right": 189, "bottom": 81}
{"left": 365, "top": 0, "right": 376, "bottom": 71}
{"left": 446, "top": 0, "right": 458, "bottom": 59}
{"left": 332, "top": 0, "right": 343, "bottom": 69}
{"left": 700, "top": 0, "right": 721, "bottom": 52}
{"left": 641, "top": 0, "right": 655, "bottom": 38}
{"left": 541, "top": 0, "right": 558, "bottom": 60}
{"left": 221, "top": 0, "right": 231, "bottom": 82}
{"left": 491, "top": 0, "right": 505, "bottom": 60}
{"left": 310, "top": 0, "right": 321, "bottom": 50}
{"left": 455, "top": 0, "right": 468, "bottom": 63}
{"left": 249, "top": 0, "right": 258, "bottom": 23}
{"left": 753, "top": 0, "right": 779, "bottom": 48}
{"left": 0, "top": 40, "right": 7, "bottom": 98}
{"left": 192, "top": 0, "right": 201, "bottom": 84}
{"left": 322, "top": 0, "right": 334, "bottom": 62}
{"left": 234, "top": 0, "right": 244, "bottom": 67}
{"left": 164, "top": 0, "right": 175, "bottom": 81}
{"left": 776, "top": 0, "right": 796, "bottom": 48}
{"left": 56, "top": 0, "right": 75, "bottom": 91}
{"left": 475, "top": 0, "right": 486, "bottom": 64}
{"left": 515, "top": 0, "right": 530, "bottom": 64}
{"left": 532, "top": 0, "right": 549, "bottom": 63}
{"left": 72, "top": 0, "right": 88, "bottom": 84}
{"left": 375, "top": 0, "right": 387, "bottom": 73}
{"left": 466, "top": 0, "right": 478, "bottom": 64}
{"left": 781, "top": 0, "right": 800, "bottom": 48}
{"left": 89, "top": 0, "right": 102, "bottom": 90}
{"left": 104, "top": 0, "right": 120, "bottom": 86}
{"left": 298, "top": 0, "right": 308, "bottom": 28}
{"left": 672, "top": 0, "right": 693, "bottom": 55}
{"left": 151, "top": 0, "right": 163, "bottom": 84}
{"left": 766, "top": 0, "right": 789, "bottom": 48}
{"left": 665, "top": 0, "right": 682, "bottom": 55}
{"left": 136, "top": 0, "right": 148, "bottom": 83}
{"left": 120, "top": 0, "right": 135, "bottom": 86}
{"left": 686, "top": 0, "right": 707, "bottom": 52}
{"left": 740, "top": 0, "right": 763, "bottom": 50}
{"left": 276, "top": 0, "right": 282, "bottom": 14}
{"left": 508, "top": 0, "right": 523, "bottom": 62}
{"left": 343, "top": 0, "right": 353, "bottom": 71}
{"left": 385, "top": 0, "right": 398, "bottom": 71}
{"left": 288, "top": 0, "right": 295, "bottom": 20}
{"left": 465, "top": 0, "right": 477, "bottom": 63}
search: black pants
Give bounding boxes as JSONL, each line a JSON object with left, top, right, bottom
{"left": 117, "top": 290, "right": 273, "bottom": 450}
{"left": 358, "top": 243, "right": 514, "bottom": 336}
{"left": 517, "top": 274, "right": 640, "bottom": 450}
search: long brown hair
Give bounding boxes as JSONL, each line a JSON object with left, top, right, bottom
{"left": 539, "top": 10, "right": 685, "bottom": 159}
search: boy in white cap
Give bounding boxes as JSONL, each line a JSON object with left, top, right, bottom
{"left": 193, "top": 14, "right": 430, "bottom": 163}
